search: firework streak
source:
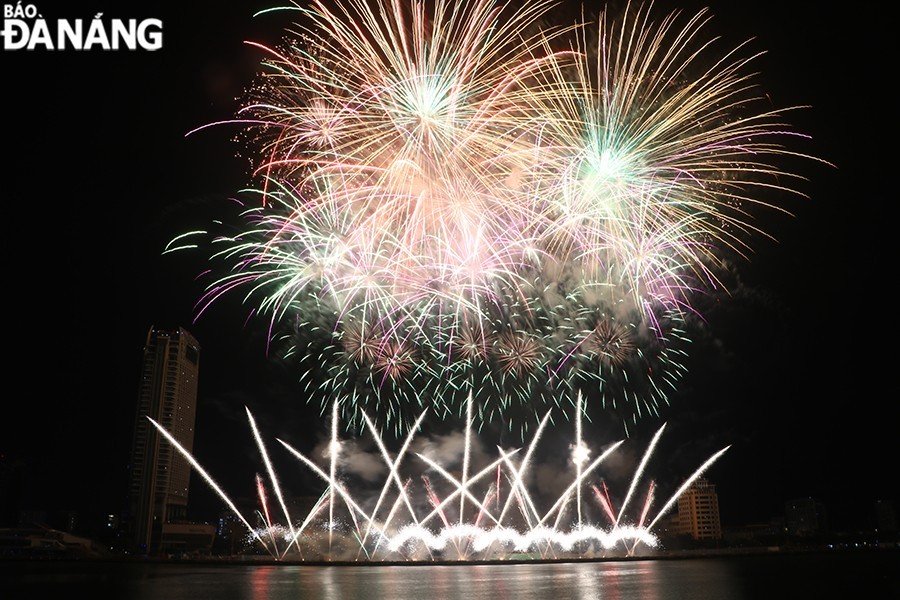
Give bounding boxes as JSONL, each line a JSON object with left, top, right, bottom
{"left": 148, "top": 403, "right": 728, "bottom": 560}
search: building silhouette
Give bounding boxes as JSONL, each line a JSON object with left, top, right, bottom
{"left": 127, "top": 327, "right": 200, "bottom": 554}
{"left": 785, "top": 497, "right": 827, "bottom": 537}
{"left": 672, "top": 477, "right": 722, "bottom": 540}
{"left": 874, "top": 499, "right": 897, "bottom": 533}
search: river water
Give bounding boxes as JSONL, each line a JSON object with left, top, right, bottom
{"left": 2, "top": 552, "right": 897, "bottom": 599}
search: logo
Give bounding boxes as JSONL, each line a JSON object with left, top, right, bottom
{"left": 2, "top": 3, "right": 162, "bottom": 51}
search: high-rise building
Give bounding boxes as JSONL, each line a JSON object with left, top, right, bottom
{"left": 785, "top": 497, "right": 827, "bottom": 537}
{"left": 127, "top": 327, "right": 200, "bottom": 554}
{"left": 673, "top": 477, "right": 722, "bottom": 540}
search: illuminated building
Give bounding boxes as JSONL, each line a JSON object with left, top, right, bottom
{"left": 673, "top": 477, "right": 722, "bottom": 540}
{"left": 127, "top": 327, "right": 200, "bottom": 553}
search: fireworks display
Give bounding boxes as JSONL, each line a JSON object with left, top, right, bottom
{"left": 180, "top": 0, "right": 811, "bottom": 432}
{"left": 148, "top": 395, "right": 729, "bottom": 561}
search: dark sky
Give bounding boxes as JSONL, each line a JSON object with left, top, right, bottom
{"left": 2, "top": 1, "right": 894, "bottom": 533}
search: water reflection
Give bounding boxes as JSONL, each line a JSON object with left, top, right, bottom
{"left": 243, "top": 560, "right": 741, "bottom": 600}
{"left": 636, "top": 561, "right": 661, "bottom": 600}
{"left": 5, "top": 553, "right": 896, "bottom": 600}
{"left": 250, "top": 566, "right": 272, "bottom": 600}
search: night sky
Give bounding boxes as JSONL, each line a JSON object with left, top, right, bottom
{"left": 2, "top": 1, "right": 894, "bottom": 534}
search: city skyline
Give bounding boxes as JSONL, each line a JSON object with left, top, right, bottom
{"left": 1, "top": 0, "right": 895, "bottom": 546}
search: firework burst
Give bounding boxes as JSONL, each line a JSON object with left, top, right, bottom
{"left": 528, "top": 3, "right": 814, "bottom": 313}
{"left": 495, "top": 331, "right": 544, "bottom": 376}
{"left": 586, "top": 318, "right": 636, "bottom": 367}
{"left": 183, "top": 0, "right": 815, "bottom": 432}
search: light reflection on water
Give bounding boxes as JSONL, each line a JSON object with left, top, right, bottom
{"left": 3, "top": 553, "right": 898, "bottom": 599}
{"left": 229, "top": 560, "right": 737, "bottom": 600}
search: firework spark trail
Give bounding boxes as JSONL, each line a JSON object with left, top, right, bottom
{"left": 474, "top": 484, "right": 496, "bottom": 529}
{"left": 255, "top": 478, "right": 278, "bottom": 552}
{"left": 417, "top": 449, "right": 519, "bottom": 528}
{"left": 422, "top": 474, "right": 462, "bottom": 557}
{"left": 628, "top": 481, "right": 657, "bottom": 556}
{"left": 498, "top": 450, "right": 541, "bottom": 527}
{"left": 249, "top": 491, "right": 330, "bottom": 559}
{"left": 591, "top": 484, "right": 617, "bottom": 525}
{"left": 416, "top": 453, "right": 504, "bottom": 526}
{"left": 512, "top": 485, "right": 536, "bottom": 530}
{"left": 616, "top": 423, "right": 666, "bottom": 526}
{"left": 328, "top": 401, "right": 339, "bottom": 552}
{"left": 496, "top": 464, "right": 501, "bottom": 510}
{"left": 540, "top": 441, "right": 624, "bottom": 526}
{"left": 423, "top": 475, "right": 452, "bottom": 530}
{"left": 648, "top": 446, "right": 731, "bottom": 529}
{"left": 601, "top": 481, "right": 616, "bottom": 520}
{"left": 256, "top": 475, "right": 272, "bottom": 530}
{"left": 497, "top": 409, "right": 551, "bottom": 524}
{"left": 359, "top": 410, "right": 427, "bottom": 547}
{"left": 146, "top": 418, "right": 272, "bottom": 554}
{"left": 290, "top": 490, "right": 329, "bottom": 558}
{"left": 246, "top": 407, "right": 298, "bottom": 557}
{"left": 276, "top": 438, "right": 374, "bottom": 528}
{"left": 638, "top": 481, "right": 656, "bottom": 529}
{"left": 575, "top": 391, "right": 584, "bottom": 527}
{"left": 464, "top": 483, "right": 497, "bottom": 558}
{"left": 552, "top": 490, "right": 571, "bottom": 532}
{"left": 460, "top": 393, "right": 473, "bottom": 525}
{"left": 372, "top": 478, "right": 411, "bottom": 555}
